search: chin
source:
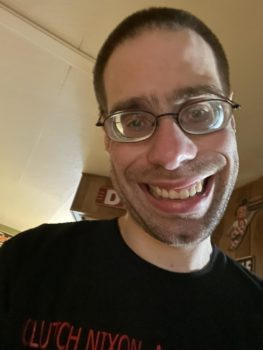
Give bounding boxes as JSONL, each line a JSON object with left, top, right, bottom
{"left": 128, "top": 207, "right": 213, "bottom": 248}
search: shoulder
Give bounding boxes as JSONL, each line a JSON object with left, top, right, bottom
{"left": 215, "top": 246, "right": 263, "bottom": 292}
{"left": 0, "top": 219, "right": 118, "bottom": 264}
{"left": 5, "top": 219, "right": 116, "bottom": 241}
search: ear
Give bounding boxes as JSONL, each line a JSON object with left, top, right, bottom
{"left": 104, "top": 133, "right": 111, "bottom": 152}
{"left": 228, "top": 91, "right": 237, "bottom": 131}
{"left": 231, "top": 115, "right": 236, "bottom": 130}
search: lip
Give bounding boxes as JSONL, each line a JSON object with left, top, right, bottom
{"left": 140, "top": 176, "right": 215, "bottom": 215}
{"left": 145, "top": 176, "right": 205, "bottom": 191}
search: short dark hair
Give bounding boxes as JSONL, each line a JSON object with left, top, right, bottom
{"left": 93, "top": 7, "right": 230, "bottom": 115}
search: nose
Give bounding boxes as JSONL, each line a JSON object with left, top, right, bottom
{"left": 147, "top": 118, "right": 198, "bottom": 170}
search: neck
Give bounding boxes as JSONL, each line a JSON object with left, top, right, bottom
{"left": 118, "top": 214, "right": 213, "bottom": 273}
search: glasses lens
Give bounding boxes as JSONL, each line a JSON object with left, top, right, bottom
{"left": 105, "top": 111, "right": 156, "bottom": 142}
{"left": 179, "top": 100, "right": 232, "bottom": 134}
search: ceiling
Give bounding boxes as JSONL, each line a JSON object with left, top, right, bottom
{"left": 0, "top": 0, "right": 262, "bottom": 231}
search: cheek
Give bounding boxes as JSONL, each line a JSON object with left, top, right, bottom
{"left": 209, "top": 130, "right": 239, "bottom": 182}
{"left": 200, "top": 129, "right": 238, "bottom": 157}
{"left": 108, "top": 142, "right": 145, "bottom": 172}
{"left": 218, "top": 133, "right": 238, "bottom": 161}
{"left": 195, "top": 130, "right": 239, "bottom": 181}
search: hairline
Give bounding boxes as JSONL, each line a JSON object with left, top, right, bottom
{"left": 94, "top": 9, "right": 230, "bottom": 116}
{"left": 102, "top": 27, "right": 226, "bottom": 113}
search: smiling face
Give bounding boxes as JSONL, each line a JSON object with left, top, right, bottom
{"left": 103, "top": 28, "right": 239, "bottom": 247}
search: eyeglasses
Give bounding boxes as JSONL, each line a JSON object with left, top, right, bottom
{"left": 96, "top": 95, "right": 240, "bottom": 143}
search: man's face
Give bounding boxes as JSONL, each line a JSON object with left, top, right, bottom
{"left": 103, "top": 28, "right": 239, "bottom": 247}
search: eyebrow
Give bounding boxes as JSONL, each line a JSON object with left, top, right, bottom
{"left": 109, "top": 84, "right": 225, "bottom": 113}
{"left": 168, "top": 85, "right": 225, "bottom": 103}
{"left": 110, "top": 96, "right": 158, "bottom": 113}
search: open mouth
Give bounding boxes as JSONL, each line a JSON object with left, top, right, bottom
{"left": 147, "top": 178, "right": 208, "bottom": 200}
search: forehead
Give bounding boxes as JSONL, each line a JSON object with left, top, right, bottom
{"left": 103, "top": 28, "right": 222, "bottom": 111}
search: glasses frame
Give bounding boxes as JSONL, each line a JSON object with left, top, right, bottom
{"left": 96, "top": 94, "right": 241, "bottom": 142}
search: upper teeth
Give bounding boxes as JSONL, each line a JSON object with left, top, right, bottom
{"left": 149, "top": 180, "right": 204, "bottom": 200}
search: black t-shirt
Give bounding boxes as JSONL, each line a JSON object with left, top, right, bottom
{"left": 0, "top": 219, "right": 263, "bottom": 349}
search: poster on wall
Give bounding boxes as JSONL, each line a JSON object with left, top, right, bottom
{"left": 215, "top": 176, "right": 263, "bottom": 278}
{"left": 71, "top": 173, "right": 126, "bottom": 220}
{"left": 0, "top": 224, "right": 19, "bottom": 247}
{"left": 0, "top": 232, "right": 13, "bottom": 246}
{"left": 227, "top": 196, "right": 263, "bottom": 251}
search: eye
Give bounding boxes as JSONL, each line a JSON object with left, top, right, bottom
{"left": 125, "top": 115, "right": 145, "bottom": 129}
{"left": 184, "top": 103, "right": 213, "bottom": 123}
{"left": 117, "top": 112, "right": 155, "bottom": 137}
{"left": 192, "top": 108, "right": 208, "bottom": 119}
{"left": 179, "top": 101, "right": 226, "bottom": 132}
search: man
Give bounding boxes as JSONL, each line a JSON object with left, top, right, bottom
{"left": 0, "top": 7, "right": 262, "bottom": 350}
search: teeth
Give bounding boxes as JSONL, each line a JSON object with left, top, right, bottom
{"left": 161, "top": 189, "right": 169, "bottom": 199}
{"left": 179, "top": 189, "right": 189, "bottom": 200}
{"left": 156, "top": 187, "right": 162, "bottom": 196}
{"left": 169, "top": 190, "right": 179, "bottom": 199}
{"left": 196, "top": 181, "right": 202, "bottom": 193}
{"left": 189, "top": 185, "right": 196, "bottom": 197}
{"left": 149, "top": 180, "right": 204, "bottom": 200}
